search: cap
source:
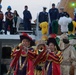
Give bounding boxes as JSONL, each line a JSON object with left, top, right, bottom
{"left": 36, "top": 40, "right": 46, "bottom": 46}
{"left": 52, "top": 3, "right": 55, "bottom": 6}
{"left": 60, "top": 33, "right": 69, "bottom": 44}
{"left": 60, "top": 7, "right": 64, "bottom": 10}
{"left": 50, "top": 34, "right": 57, "bottom": 38}
{"left": 20, "top": 33, "right": 35, "bottom": 46}
{"left": 47, "top": 38, "right": 60, "bottom": 50}
{"left": 60, "top": 33, "right": 68, "bottom": 40}
{"left": 7, "top": 6, "right": 12, "bottom": 10}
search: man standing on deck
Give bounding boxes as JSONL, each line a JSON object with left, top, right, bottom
{"left": 23, "top": 5, "right": 32, "bottom": 30}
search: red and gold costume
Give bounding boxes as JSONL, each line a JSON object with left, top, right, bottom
{"left": 46, "top": 37, "right": 63, "bottom": 75}
{"left": 33, "top": 43, "right": 47, "bottom": 75}
{"left": 27, "top": 48, "right": 37, "bottom": 75}
{"left": 9, "top": 45, "right": 36, "bottom": 75}
{"left": 8, "top": 32, "right": 35, "bottom": 75}
{"left": 9, "top": 44, "right": 27, "bottom": 75}
{"left": 46, "top": 50, "right": 63, "bottom": 75}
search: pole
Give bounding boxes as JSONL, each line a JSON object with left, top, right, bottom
{"left": 36, "top": 13, "right": 39, "bottom": 40}
{"left": 48, "top": 12, "right": 52, "bottom": 35}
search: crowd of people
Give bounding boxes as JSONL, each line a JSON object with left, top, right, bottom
{"left": 38, "top": 3, "right": 76, "bottom": 35}
{"left": 5, "top": 32, "right": 76, "bottom": 75}
{"left": 0, "top": 3, "right": 76, "bottom": 75}
{"left": 0, "top": 4, "right": 32, "bottom": 34}
{"left": 38, "top": 3, "right": 69, "bottom": 34}
{"left": 0, "top": 3, "right": 76, "bottom": 35}
{"left": 0, "top": 5, "right": 19, "bottom": 34}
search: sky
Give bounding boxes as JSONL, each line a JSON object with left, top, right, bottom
{"left": 1, "top": 0, "right": 60, "bottom": 22}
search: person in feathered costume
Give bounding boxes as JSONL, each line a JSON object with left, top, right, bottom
{"left": 72, "top": 15, "right": 76, "bottom": 35}
{"left": 68, "top": 14, "right": 76, "bottom": 35}
{"left": 52, "top": 20, "right": 58, "bottom": 34}
{"left": 39, "top": 22, "right": 48, "bottom": 35}
{"left": 58, "top": 16, "right": 72, "bottom": 33}
{"left": 68, "top": 22, "right": 74, "bottom": 35}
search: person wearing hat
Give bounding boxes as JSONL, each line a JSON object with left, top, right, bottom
{"left": 58, "top": 16, "right": 72, "bottom": 33}
{"left": 46, "top": 38, "right": 63, "bottom": 75}
{"left": 58, "top": 7, "right": 70, "bottom": 19}
{"left": 49, "top": 3, "right": 59, "bottom": 22}
{"left": 59, "top": 33, "right": 69, "bottom": 50}
{"left": 59, "top": 33, "right": 76, "bottom": 75}
{"left": 5, "top": 5, "right": 13, "bottom": 34}
{"left": 7, "top": 33, "right": 35, "bottom": 75}
{"left": 0, "top": 4, "right": 3, "bottom": 34}
{"left": 38, "top": 7, "right": 48, "bottom": 23}
{"left": 50, "top": 33, "right": 60, "bottom": 44}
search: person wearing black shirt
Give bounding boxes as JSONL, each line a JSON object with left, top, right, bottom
{"left": 39, "top": 7, "right": 48, "bottom": 23}
{"left": 23, "top": 5, "right": 32, "bottom": 30}
{"left": 49, "top": 3, "right": 59, "bottom": 22}
{"left": 58, "top": 7, "right": 70, "bottom": 19}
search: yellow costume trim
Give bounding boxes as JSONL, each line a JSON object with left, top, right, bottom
{"left": 46, "top": 62, "right": 50, "bottom": 73}
{"left": 49, "top": 54, "right": 59, "bottom": 61}
{"left": 21, "top": 54, "right": 27, "bottom": 57}
{"left": 56, "top": 51, "right": 62, "bottom": 58}
{"left": 70, "top": 21, "right": 76, "bottom": 34}
{"left": 39, "top": 22, "right": 48, "bottom": 35}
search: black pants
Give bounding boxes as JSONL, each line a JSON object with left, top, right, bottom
{"left": 1, "top": 64, "right": 7, "bottom": 75}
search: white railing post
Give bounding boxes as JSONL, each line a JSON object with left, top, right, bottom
{"left": 36, "top": 13, "right": 39, "bottom": 39}
{"left": 48, "top": 12, "right": 51, "bottom": 35}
